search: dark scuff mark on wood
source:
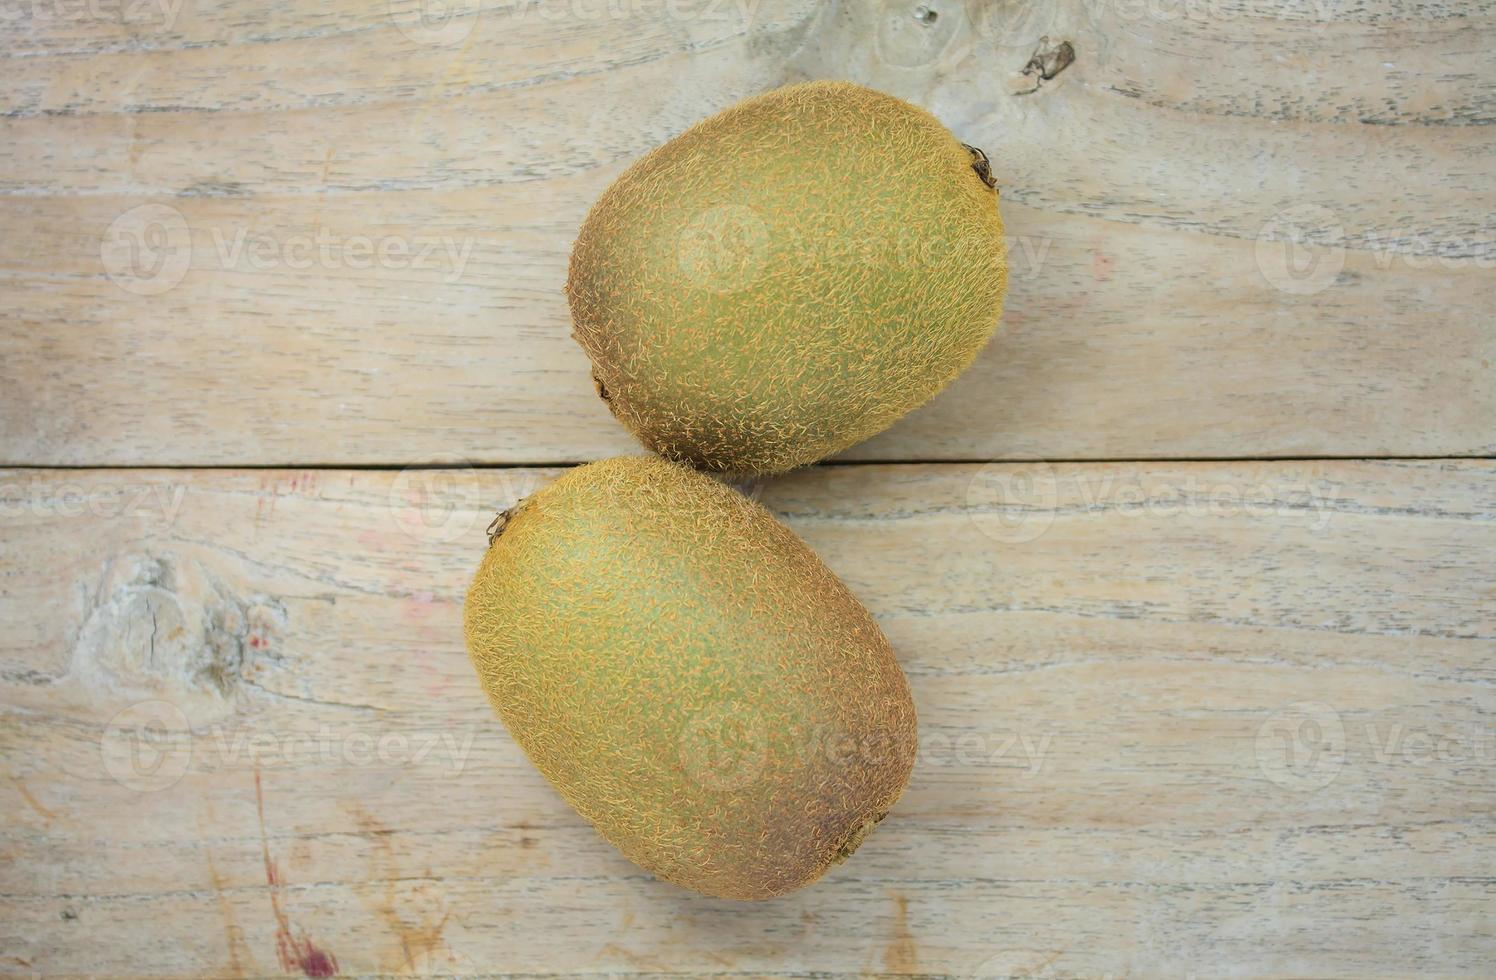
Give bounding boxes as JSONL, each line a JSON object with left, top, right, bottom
{"left": 1015, "top": 36, "right": 1076, "bottom": 95}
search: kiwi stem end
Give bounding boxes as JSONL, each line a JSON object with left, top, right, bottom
{"left": 962, "top": 143, "right": 998, "bottom": 191}
{"left": 486, "top": 508, "right": 515, "bottom": 546}
{"left": 831, "top": 811, "right": 888, "bottom": 865}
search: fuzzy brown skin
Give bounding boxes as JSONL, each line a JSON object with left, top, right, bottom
{"left": 568, "top": 80, "right": 1008, "bottom": 475}
{"left": 463, "top": 457, "right": 918, "bottom": 900}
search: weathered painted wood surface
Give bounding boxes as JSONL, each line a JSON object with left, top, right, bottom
{"left": 2, "top": 0, "right": 1492, "bottom": 976}
{"left": 2, "top": 461, "right": 1492, "bottom": 977}
{"left": 2, "top": 0, "right": 1492, "bottom": 464}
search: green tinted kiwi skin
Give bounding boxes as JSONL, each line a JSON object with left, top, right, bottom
{"left": 568, "top": 80, "right": 1008, "bottom": 475}
{"left": 463, "top": 456, "right": 918, "bottom": 899}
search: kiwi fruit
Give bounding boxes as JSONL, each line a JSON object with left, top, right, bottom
{"left": 568, "top": 80, "right": 1007, "bottom": 475}
{"left": 463, "top": 456, "right": 917, "bottom": 900}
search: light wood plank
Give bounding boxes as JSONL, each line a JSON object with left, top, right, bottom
{"left": 1, "top": 461, "right": 1492, "bottom": 977}
{"left": 1, "top": 1, "right": 1492, "bottom": 464}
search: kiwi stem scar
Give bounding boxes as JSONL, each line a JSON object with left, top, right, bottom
{"left": 592, "top": 370, "right": 613, "bottom": 406}
{"left": 963, "top": 143, "right": 997, "bottom": 191}
{"left": 832, "top": 811, "right": 887, "bottom": 864}
{"left": 486, "top": 509, "right": 513, "bottom": 546}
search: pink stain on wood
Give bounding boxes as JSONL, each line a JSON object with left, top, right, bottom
{"left": 1091, "top": 247, "right": 1115, "bottom": 281}
{"left": 274, "top": 926, "right": 339, "bottom": 979}
{"left": 255, "top": 770, "right": 340, "bottom": 977}
{"left": 402, "top": 591, "right": 439, "bottom": 623}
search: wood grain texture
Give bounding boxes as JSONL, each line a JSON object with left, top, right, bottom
{"left": 2, "top": 2, "right": 1493, "bottom": 976}
{"left": 2, "top": 461, "right": 1492, "bottom": 977}
{"left": 1, "top": 0, "right": 1492, "bottom": 465}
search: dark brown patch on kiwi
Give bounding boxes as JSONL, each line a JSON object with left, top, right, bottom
{"left": 591, "top": 369, "right": 613, "bottom": 407}
{"left": 831, "top": 810, "right": 888, "bottom": 865}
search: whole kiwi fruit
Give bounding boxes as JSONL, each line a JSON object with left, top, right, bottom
{"left": 463, "top": 456, "right": 917, "bottom": 900}
{"left": 568, "top": 80, "right": 1007, "bottom": 475}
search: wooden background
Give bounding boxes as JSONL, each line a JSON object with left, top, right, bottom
{"left": 1, "top": 0, "right": 1493, "bottom": 977}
